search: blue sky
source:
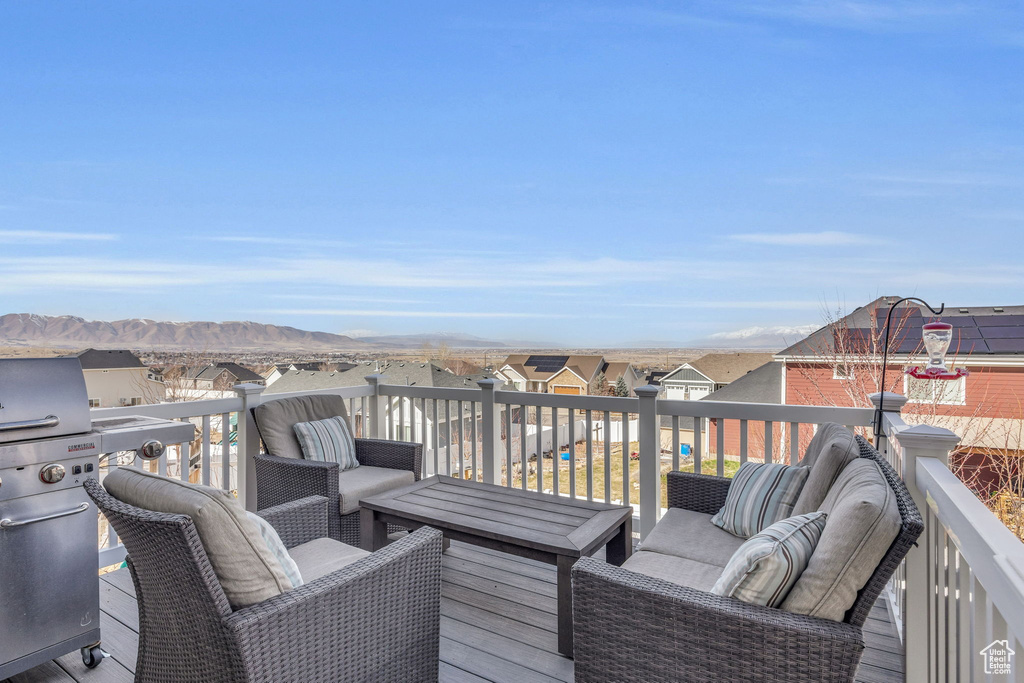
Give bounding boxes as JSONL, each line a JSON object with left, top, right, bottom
{"left": 1, "top": 1, "right": 1022, "bottom": 346}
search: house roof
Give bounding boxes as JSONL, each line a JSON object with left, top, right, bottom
{"left": 265, "top": 360, "right": 502, "bottom": 395}
{"left": 778, "top": 296, "right": 1024, "bottom": 358}
{"left": 666, "top": 353, "right": 775, "bottom": 384}
{"left": 71, "top": 348, "right": 145, "bottom": 370}
{"left": 499, "top": 354, "right": 605, "bottom": 382}
{"left": 644, "top": 370, "right": 669, "bottom": 385}
{"left": 187, "top": 362, "right": 265, "bottom": 383}
{"left": 600, "top": 361, "right": 633, "bottom": 383}
{"left": 701, "top": 361, "right": 782, "bottom": 404}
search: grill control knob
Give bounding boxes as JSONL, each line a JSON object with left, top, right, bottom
{"left": 140, "top": 440, "right": 166, "bottom": 461}
{"left": 40, "top": 463, "right": 66, "bottom": 484}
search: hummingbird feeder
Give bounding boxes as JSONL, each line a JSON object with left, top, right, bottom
{"left": 905, "top": 321, "right": 969, "bottom": 381}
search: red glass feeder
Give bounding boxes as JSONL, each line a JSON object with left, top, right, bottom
{"left": 905, "top": 321, "right": 969, "bottom": 380}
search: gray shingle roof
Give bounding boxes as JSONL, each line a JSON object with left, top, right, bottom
{"left": 71, "top": 348, "right": 145, "bottom": 370}
{"left": 701, "top": 361, "right": 782, "bottom": 404}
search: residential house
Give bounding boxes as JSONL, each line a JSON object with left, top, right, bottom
{"left": 69, "top": 348, "right": 165, "bottom": 407}
{"left": 263, "top": 361, "right": 356, "bottom": 385}
{"left": 497, "top": 354, "right": 611, "bottom": 395}
{"left": 660, "top": 352, "right": 775, "bottom": 400}
{"left": 180, "top": 362, "right": 266, "bottom": 399}
{"left": 597, "top": 361, "right": 642, "bottom": 396}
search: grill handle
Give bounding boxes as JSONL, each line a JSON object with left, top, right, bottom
{"left": 0, "top": 502, "right": 90, "bottom": 529}
{"left": 0, "top": 415, "right": 60, "bottom": 433}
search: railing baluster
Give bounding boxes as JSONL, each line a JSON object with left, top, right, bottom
{"left": 360, "top": 396, "right": 367, "bottom": 438}
{"left": 935, "top": 525, "right": 947, "bottom": 683}
{"left": 535, "top": 406, "right": 543, "bottom": 493}
{"left": 789, "top": 422, "right": 799, "bottom": 465}
{"left": 621, "top": 412, "right": 629, "bottom": 507}
{"left": 716, "top": 418, "right": 725, "bottom": 477}
{"left": 471, "top": 401, "right": 478, "bottom": 482}
{"left": 693, "top": 418, "right": 702, "bottom": 475}
{"left": 739, "top": 419, "right": 748, "bottom": 465}
{"left": 398, "top": 396, "right": 405, "bottom": 441}
{"left": 764, "top": 421, "right": 773, "bottom": 464}
{"left": 568, "top": 408, "right": 576, "bottom": 499}
{"left": 445, "top": 400, "right": 452, "bottom": 476}
{"left": 671, "top": 416, "right": 680, "bottom": 471}
{"left": 520, "top": 405, "right": 527, "bottom": 491}
{"left": 221, "top": 412, "right": 231, "bottom": 491}
{"left": 505, "top": 403, "right": 512, "bottom": 487}
{"left": 552, "top": 406, "right": 559, "bottom": 495}
{"left": 585, "top": 409, "right": 593, "bottom": 501}
{"left": 201, "top": 414, "right": 211, "bottom": 486}
{"left": 179, "top": 441, "right": 190, "bottom": 482}
{"left": 956, "top": 552, "right": 971, "bottom": 682}
{"left": 432, "top": 399, "right": 440, "bottom": 476}
{"left": 603, "top": 412, "right": 611, "bottom": 503}
{"left": 457, "top": 400, "right": 465, "bottom": 479}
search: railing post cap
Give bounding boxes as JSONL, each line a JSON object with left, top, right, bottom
{"left": 364, "top": 374, "right": 385, "bottom": 385}
{"left": 476, "top": 378, "right": 503, "bottom": 389}
{"left": 898, "top": 423, "right": 961, "bottom": 451}
{"left": 634, "top": 385, "right": 661, "bottom": 398}
{"left": 233, "top": 383, "right": 266, "bottom": 396}
{"left": 868, "top": 391, "right": 908, "bottom": 411}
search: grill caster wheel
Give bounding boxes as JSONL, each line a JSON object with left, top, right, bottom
{"left": 82, "top": 645, "right": 107, "bottom": 669}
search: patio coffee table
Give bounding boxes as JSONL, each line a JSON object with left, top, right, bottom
{"left": 360, "top": 475, "right": 632, "bottom": 657}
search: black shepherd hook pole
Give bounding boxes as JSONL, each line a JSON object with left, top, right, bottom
{"left": 873, "top": 297, "right": 945, "bottom": 443}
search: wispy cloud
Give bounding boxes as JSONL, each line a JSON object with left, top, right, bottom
{"left": 0, "top": 230, "right": 117, "bottom": 243}
{"left": 854, "top": 172, "right": 1016, "bottom": 187}
{"left": 728, "top": 231, "right": 884, "bottom": 247}
{"left": 257, "top": 309, "right": 560, "bottom": 319}
{"left": 633, "top": 300, "right": 823, "bottom": 310}
{"left": 730, "top": 0, "right": 977, "bottom": 31}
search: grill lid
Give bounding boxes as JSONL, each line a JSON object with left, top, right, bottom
{"left": 0, "top": 358, "right": 91, "bottom": 444}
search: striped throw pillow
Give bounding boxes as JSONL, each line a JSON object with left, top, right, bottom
{"left": 293, "top": 416, "right": 359, "bottom": 471}
{"left": 246, "top": 511, "right": 303, "bottom": 589}
{"left": 711, "top": 512, "right": 826, "bottom": 607}
{"left": 711, "top": 462, "right": 809, "bottom": 538}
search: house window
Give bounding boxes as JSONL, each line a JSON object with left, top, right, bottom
{"left": 906, "top": 376, "right": 966, "bottom": 406}
{"left": 120, "top": 396, "right": 144, "bottom": 407}
{"left": 88, "top": 398, "right": 100, "bottom": 408}
{"left": 833, "top": 364, "right": 855, "bottom": 380}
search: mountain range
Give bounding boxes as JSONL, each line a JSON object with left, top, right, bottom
{"left": 0, "top": 313, "right": 371, "bottom": 351}
{"left": 0, "top": 314, "right": 811, "bottom": 352}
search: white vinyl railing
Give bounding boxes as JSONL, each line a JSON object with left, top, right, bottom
{"left": 877, "top": 393, "right": 1024, "bottom": 682}
{"left": 94, "top": 376, "right": 1024, "bottom": 681}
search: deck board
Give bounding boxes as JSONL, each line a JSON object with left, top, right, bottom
{"left": 3, "top": 541, "right": 904, "bottom": 683}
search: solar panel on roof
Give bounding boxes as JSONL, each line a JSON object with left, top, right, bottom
{"left": 986, "top": 339, "right": 1024, "bottom": 353}
{"left": 975, "top": 315, "right": 1024, "bottom": 327}
{"left": 979, "top": 327, "right": 1024, "bottom": 339}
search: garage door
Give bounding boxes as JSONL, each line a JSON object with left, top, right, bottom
{"left": 553, "top": 386, "right": 582, "bottom": 395}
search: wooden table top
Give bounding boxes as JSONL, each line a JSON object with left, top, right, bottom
{"left": 360, "top": 475, "right": 633, "bottom": 558}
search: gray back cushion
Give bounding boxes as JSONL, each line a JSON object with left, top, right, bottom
{"left": 781, "top": 458, "right": 901, "bottom": 621}
{"left": 105, "top": 467, "right": 292, "bottom": 610}
{"left": 255, "top": 394, "right": 351, "bottom": 459}
{"left": 792, "top": 423, "right": 860, "bottom": 516}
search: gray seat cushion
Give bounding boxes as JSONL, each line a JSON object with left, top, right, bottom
{"left": 338, "top": 465, "right": 415, "bottom": 514}
{"left": 637, "top": 508, "right": 745, "bottom": 567}
{"left": 781, "top": 458, "right": 901, "bottom": 621}
{"left": 105, "top": 467, "right": 291, "bottom": 609}
{"left": 792, "top": 423, "right": 860, "bottom": 516}
{"left": 255, "top": 394, "right": 353, "bottom": 460}
{"left": 622, "top": 550, "right": 724, "bottom": 592}
{"left": 289, "top": 537, "right": 370, "bottom": 583}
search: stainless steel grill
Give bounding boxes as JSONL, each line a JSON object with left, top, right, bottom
{"left": 0, "top": 357, "right": 195, "bottom": 678}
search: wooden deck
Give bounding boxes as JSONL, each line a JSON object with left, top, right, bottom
{"left": 4, "top": 541, "right": 904, "bottom": 683}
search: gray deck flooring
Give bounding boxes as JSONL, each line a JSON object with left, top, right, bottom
{"left": 4, "top": 541, "right": 904, "bottom": 682}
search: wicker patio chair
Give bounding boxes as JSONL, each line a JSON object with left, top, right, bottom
{"left": 572, "top": 434, "right": 922, "bottom": 683}
{"left": 251, "top": 394, "right": 423, "bottom": 546}
{"left": 85, "top": 479, "right": 442, "bottom": 683}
